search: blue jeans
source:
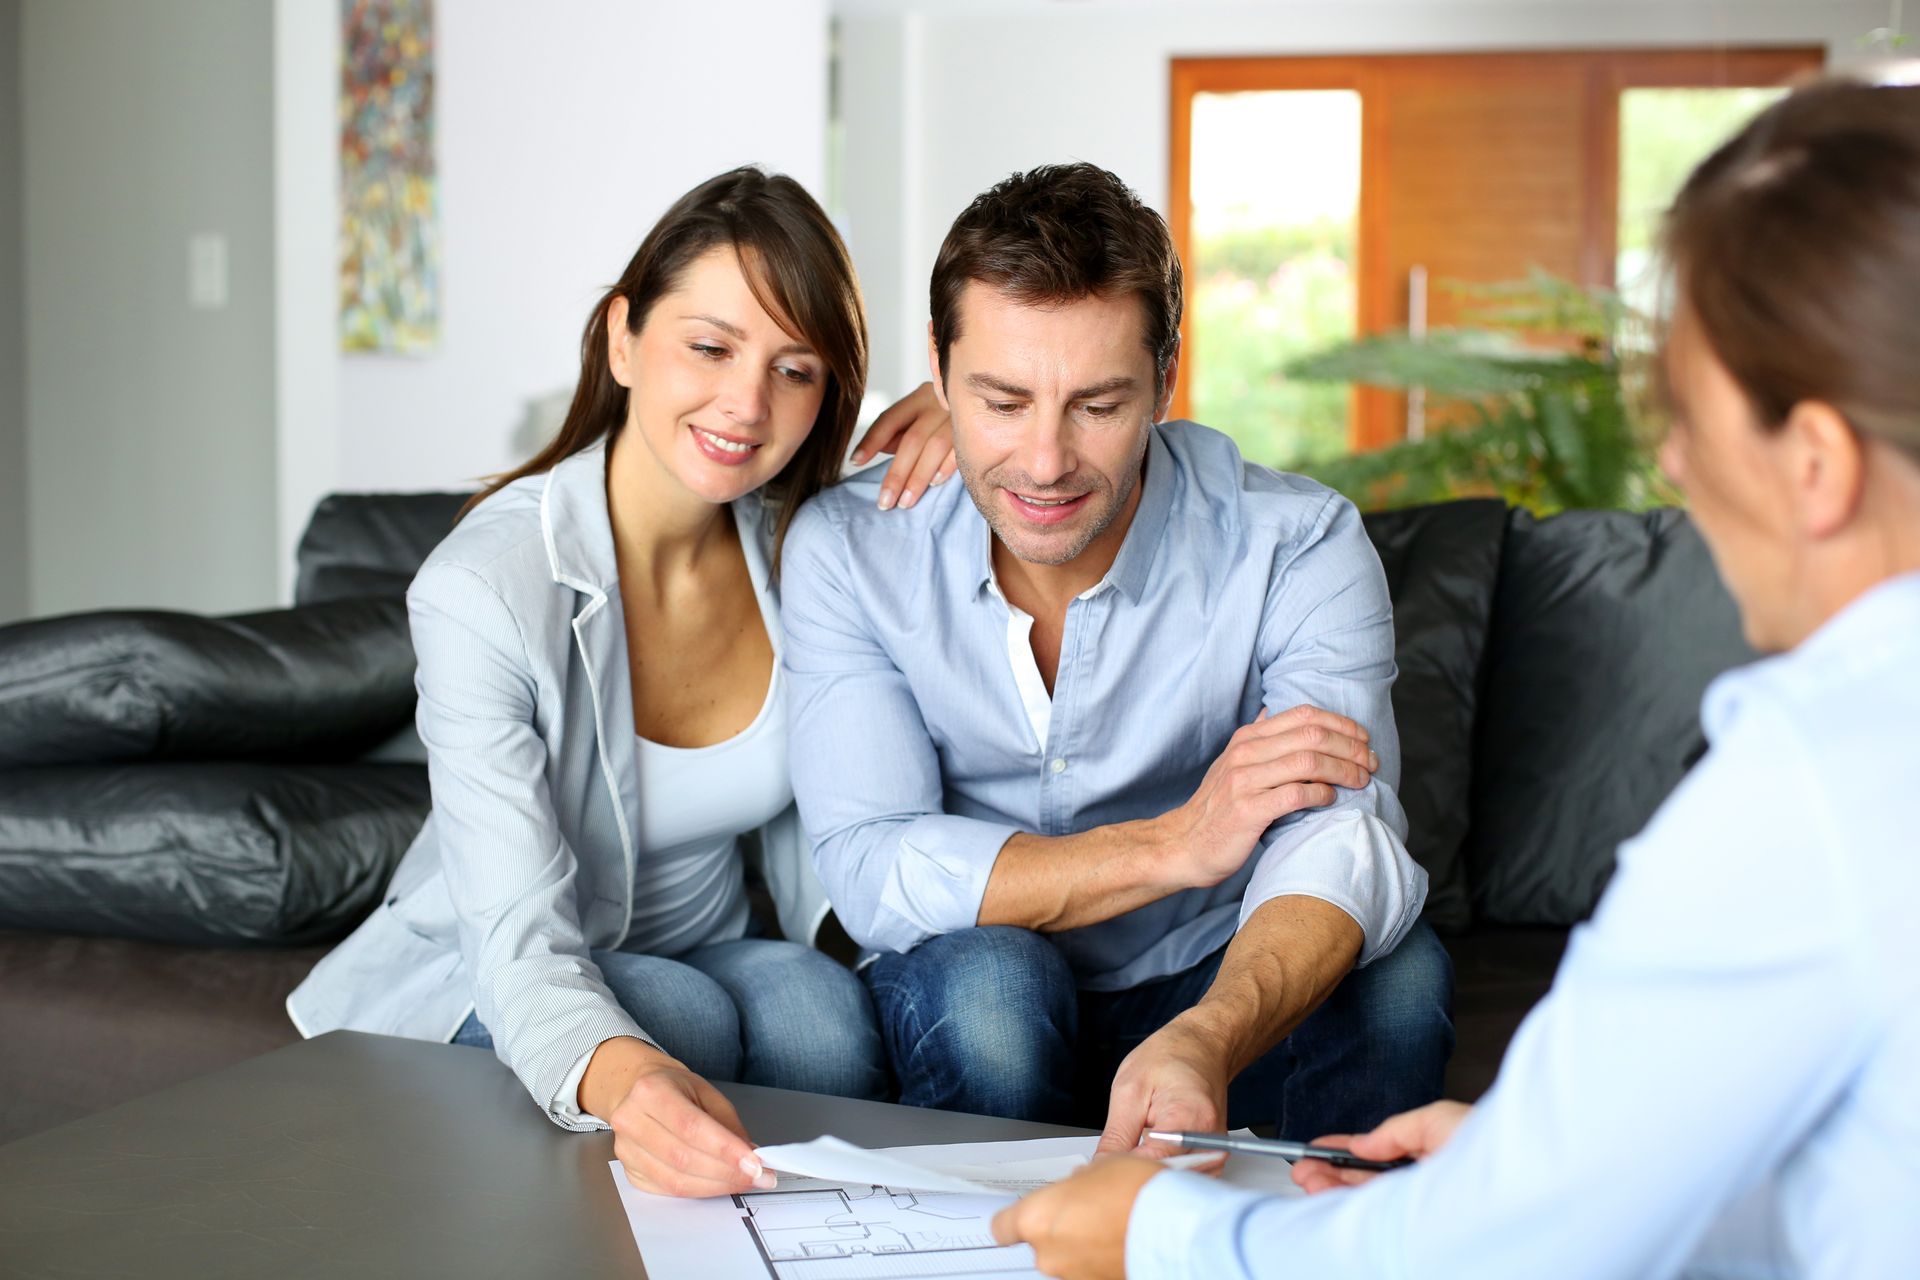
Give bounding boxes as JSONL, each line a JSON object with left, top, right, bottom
{"left": 453, "top": 938, "right": 888, "bottom": 1101}
{"left": 865, "top": 921, "right": 1454, "bottom": 1139}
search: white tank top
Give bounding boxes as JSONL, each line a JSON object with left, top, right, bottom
{"left": 625, "top": 666, "right": 790, "bottom": 955}
{"left": 622, "top": 505, "right": 792, "bottom": 956}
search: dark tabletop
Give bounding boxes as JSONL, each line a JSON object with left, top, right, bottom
{"left": 0, "top": 1030, "right": 1088, "bottom": 1279}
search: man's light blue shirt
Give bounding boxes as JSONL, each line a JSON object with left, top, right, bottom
{"left": 1127, "top": 571, "right": 1920, "bottom": 1278}
{"left": 780, "top": 421, "right": 1426, "bottom": 991}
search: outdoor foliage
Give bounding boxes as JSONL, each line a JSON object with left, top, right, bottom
{"left": 1189, "top": 218, "right": 1355, "bottom": 466}
{"left": 1286, "top": 272, "right": 1677, "bottom": 515}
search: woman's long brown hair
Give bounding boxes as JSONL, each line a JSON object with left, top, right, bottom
{"left": 461, "top": 167, "right": 869, "bottom": 567}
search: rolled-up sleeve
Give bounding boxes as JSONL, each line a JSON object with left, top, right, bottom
{"left": 1241, "top": 493, "right": 1426, "bottom": 965}
{"left": 409, "top": 564, "right": 655, "bottom": 1128}
{"left": 781, "top": 503, "right": 1018, "bottom": 953}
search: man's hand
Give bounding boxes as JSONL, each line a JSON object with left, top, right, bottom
{"left": 848, "top": 380, "right": 955, "bottom": 510}
{"left": 1094, "top": 1015, "right": 1233, "bottom": 1158}
{"left": 992, "top": 1155, "right": 1163, "bottom": 1280}
{"left": 1292, "top": 1100, "right": 1472, "bottom": 1194}
{"left": 1157, "top": 704, "right": 1378, "bottom": 891}
{"left": 584, "top": 1036, "right": 776, "bottom": 1198}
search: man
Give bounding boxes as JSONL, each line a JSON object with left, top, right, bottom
{"left": 780, "top": 162, "right": 1451, "bottom": 1148}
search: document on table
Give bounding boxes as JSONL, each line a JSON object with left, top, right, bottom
{"left": 608, "top": 1133, "right": 1303, "bottom": 1280}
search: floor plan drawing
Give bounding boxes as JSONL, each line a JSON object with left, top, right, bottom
{"left": 611, "top": 1135, "right": 1303, "bottom": 1280}
{"left": 733, "top": 1179, "right": 1037, "bottom": 1280}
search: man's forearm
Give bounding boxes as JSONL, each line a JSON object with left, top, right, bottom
{"left": 976, "top": 817, "right": 1187, "bottom": 932}
{"left": 1175, "top": 895, "right": 1363, "bottom": 1077}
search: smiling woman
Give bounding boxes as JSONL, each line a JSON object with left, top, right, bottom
{"left": 285, "top": 166, "right": 958, "bottom": 1201}
{"left": 466, "top": 167, "right": 869, "bottom": 555}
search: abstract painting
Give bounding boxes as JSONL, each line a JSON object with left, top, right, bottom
{"left": 339, "top": 0, "right": 439, "bottom": 353}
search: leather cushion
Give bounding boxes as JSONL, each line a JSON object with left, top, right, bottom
{"left": 1362, "top": 498, "right": 1509, "bottom": 933}
{"left": 295, "top": 491, "right": 470, "bottom": 604}
{"left": 1464, "top": 509, "right": 1755, "bottom": 925}
{"left": 0, "top": 598, "right": 415, "bottom": 768}
{"left": 0, "top": 762, "right": 429, "bottom": 946}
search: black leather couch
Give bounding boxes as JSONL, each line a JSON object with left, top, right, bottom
{"left": 0, "top": 491, "right": 1754, "bottom": 1145}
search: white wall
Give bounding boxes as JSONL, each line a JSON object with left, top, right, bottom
{"left": 328, "top": 0, "right": 831, "bottom": 498}
{"left": 839, "top": 0, "right": 1885, "bottom": 401}
{"left": 0, "top": 0, "right": 25, "bottom": 625}
{"left": 274, "top": 0, "right": 340, "bottom": 603}
{"left": 21, "top": 0, "right": 278, "bottom": 617}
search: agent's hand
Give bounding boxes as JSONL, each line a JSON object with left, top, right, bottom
{"left": 1292, "top": 1100, "right": 1472, "bottom": 1194}
{"left": 1093, "top": 1015, "right": 1232, "bottom": 1160}
{"left": 589, "top": 1037, "right": 775, "bottom": 1198}
{"left": 849, "top": 381, "right": 956, "bottom": 510}
{"left": 992, "top": 1154, "right": 1163, "bottom": 1280}
{"left": 1159, "top": 704, "right": 1378, "bottom": 890}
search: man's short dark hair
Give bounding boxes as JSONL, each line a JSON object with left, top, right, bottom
{"left": 930, "top": 162, "right": 1183, "bottom": 391}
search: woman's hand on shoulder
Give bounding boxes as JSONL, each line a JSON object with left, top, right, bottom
{"left": 849, "top": 381, "right": 957, "bottom": 511}
{"left": 587, "top": 1036, "right": 775, "bottom": 1198}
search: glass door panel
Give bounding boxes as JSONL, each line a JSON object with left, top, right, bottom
{"left": 1186, "top": 90, "right": 1361, "bottom": 468}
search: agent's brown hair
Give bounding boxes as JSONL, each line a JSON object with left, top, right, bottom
{"left": 929, "top": 162, "right": 1182, "bottom": 392}
{"left": 464, "top": 167, "right": 868, "bottom": 564}
{"left": 1664, "top": 79, "right": 1920, "bottom": 460}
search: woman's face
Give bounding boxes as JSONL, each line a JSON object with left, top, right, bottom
{"left": 608, "top": 246, "right": 827, "bottom": 507}
{"left": 1658, "top": 300, "right": 1804, "bottom": 652}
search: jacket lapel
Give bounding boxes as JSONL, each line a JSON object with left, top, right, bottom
{"left": 539, "top": 444, "right": 639, "bottom": 941}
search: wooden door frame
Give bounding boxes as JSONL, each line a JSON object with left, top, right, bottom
{"left": 1166, "top": 46, "right": 1825, "bottom": 437}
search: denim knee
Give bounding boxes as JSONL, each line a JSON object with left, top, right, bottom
{"left": 1302, "top": 919, "right": 1456, "bottom": 1086}
{"left": 684, "top": 939, "right": 887, "bottom": 1101}
{"left": 1351, "top": 920, "right": 1455, "bottom": 1047}
{"left": 591, "top": 949, "right": 743, "bottom": 1082}
{"left": 865, "top": 926, "right": 1077, "bottom": 1121}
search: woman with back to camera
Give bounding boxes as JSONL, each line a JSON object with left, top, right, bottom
{"left": 289, "top": 167, "right": 958, "bottom": 1199}
{"left": 991, "top": 76, "right": 1920, "bottom": 1279}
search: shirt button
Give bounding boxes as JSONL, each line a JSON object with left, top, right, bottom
{"left": 1050, "top": 757, "right": 1068, "bottom": 774}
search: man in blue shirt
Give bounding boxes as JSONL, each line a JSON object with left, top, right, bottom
{"left": 781, "top": 162, "right": 1451, "bottom": 1144}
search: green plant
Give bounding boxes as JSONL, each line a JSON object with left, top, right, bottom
{"left": 1284, "top": 271, "right": 1677, "bottom": 514}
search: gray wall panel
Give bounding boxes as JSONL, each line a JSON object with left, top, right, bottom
{"left": 22, "top": 0, "right": 275, "bottom": 617}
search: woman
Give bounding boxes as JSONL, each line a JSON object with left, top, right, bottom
{"left": 993, "top": 78, "right": 1920, "bottom": 1278}
{"left": 289, "top": 167, "right": 956, "bottom": 1198}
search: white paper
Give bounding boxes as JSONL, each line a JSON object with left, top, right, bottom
{"left": 753, "top": 1135, "right": 1005, "bottom": 1194}
{"left": 609, "top": 1133, "right": 1303, "bottom": 1280}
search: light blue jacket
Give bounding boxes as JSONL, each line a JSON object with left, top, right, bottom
{"left": 286, "top": 442, "right": 829, "bottom": 1122}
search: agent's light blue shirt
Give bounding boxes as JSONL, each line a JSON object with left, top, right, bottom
{"left": 1127, "top": 571, "right": 1920, "bottom": 1279}
{"left": 781, "top": 422, "right": 1426, "bottom": 991}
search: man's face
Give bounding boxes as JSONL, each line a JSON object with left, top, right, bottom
{"left": 932, "top": 284, "right": 1171, "bottom": 567}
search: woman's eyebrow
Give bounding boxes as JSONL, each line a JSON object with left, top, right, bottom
{"left": 680, "top": 313, "right": 817, "bottom": 358}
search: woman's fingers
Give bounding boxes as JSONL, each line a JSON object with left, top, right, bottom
{"left": 633, "top": 1110, "right": 766, "bottom": 1190}
{"left": 849, "top": 394, "right": 918, "bottom": 465}
{"left": 618, "top": 1130, "right": 759, "bottom": 1198}
{"left": 689, "top": 1076, "right": 754, "bottom": 1147}
{"left": 895, "top": 426, "right": 956, "bottom": 509}
{"left": 851, "top": 381, "right": 941, "bottom": 466}
{"left": 615, "top": 1068, "right": 770, "bottom": 1198}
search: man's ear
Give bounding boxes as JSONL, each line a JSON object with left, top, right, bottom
{"left": 607, "top": 296, "right": 635, "bottom": 389}
{"left": 1156, "top": 348, "right": 1181, "bottom": 423}
{"left": 1786, "top": 400, "right": 1864, "bottom": 540}
{"left": 926, "top": 321, "right": 949, "bottom": 411}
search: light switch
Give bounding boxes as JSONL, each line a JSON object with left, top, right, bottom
{"left": 188, "top": 233, "right": 228, "bottom": 310}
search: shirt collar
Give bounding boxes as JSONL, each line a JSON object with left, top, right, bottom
{"left": 969, "top": 424, "right": 1176, "bottom": 606}
{"left": 1702, "top": 568, "right": 1920, "bottom": 736}
{"left": 541, "top": 441, "right": 620, "bottom": 596}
